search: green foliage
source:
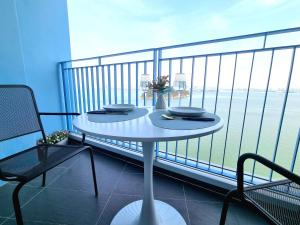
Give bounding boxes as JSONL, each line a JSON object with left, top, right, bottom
{"left": 38, "top": 130, "right": 69, "bottom": 144}
{"left": 147, "top": 75, "right": 172, "bottom": 93}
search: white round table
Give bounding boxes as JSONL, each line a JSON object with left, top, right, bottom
{"left": 73, "top": 107, "right": 223, "bottom": 225}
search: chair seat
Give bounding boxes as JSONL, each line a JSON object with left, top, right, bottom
{"left": 0, "top": 144, "right": 88, "bottom": 182}
{"left": 244, "top": 180, "right": 300, "bottom": 225}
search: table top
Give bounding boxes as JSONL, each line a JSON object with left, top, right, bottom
{"left": 72, "top": 107, "right": 224, "bottom": 142}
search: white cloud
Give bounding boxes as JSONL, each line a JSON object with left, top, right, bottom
{"left": 256, "top": 0, "right": 288, "bottom": 7}
{"left": 206, "top": 15, "right": 230, "bottom": 31}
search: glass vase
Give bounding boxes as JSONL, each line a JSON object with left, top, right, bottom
{"left": 156, "top": 92, "right": 166, "bottom": 109}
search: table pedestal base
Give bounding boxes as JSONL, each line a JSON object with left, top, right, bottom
{"left": 110, "top": 200, "right": 186, "bottom": 225}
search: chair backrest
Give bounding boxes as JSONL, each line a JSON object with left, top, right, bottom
{"left": 0, "top": 85, "right": 44, "bottom": 142}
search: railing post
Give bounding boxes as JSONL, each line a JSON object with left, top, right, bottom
{"left": 152, "top": 49, "right": 158, "bottom": 106}
{"left": 291, "top": 128, "right": 300, "bottom": 172}
{"left": 270, "top": 47, "right": 297, "bottom": 180}
{"left": 58, "top": 62, "right": 68, "bottom": 130}
{"left": 262, "top": 33, "right": 267, "bottom": 48}
{"left": 157, "top": 49, "right": 163, "bottom": 158}
{"left": 153, "top": 48, "right": 162, "bottom": 159}
{"left": 98, "top": 57, "right": 101, "bottom": 66}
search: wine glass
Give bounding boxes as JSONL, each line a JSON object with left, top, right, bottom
{"left": 173, "top": 73, "right": 186, "bottom": 106}
{"left": 140, "top": 74, "right": 151, "bottom": 105}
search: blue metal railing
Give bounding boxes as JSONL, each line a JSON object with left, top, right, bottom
{"left": 59, "top": 27, "right": 300, "bottom": 184}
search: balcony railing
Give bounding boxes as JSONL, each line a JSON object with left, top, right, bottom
{"left": 59, "top": 27, "right": 300, "bottom": 185}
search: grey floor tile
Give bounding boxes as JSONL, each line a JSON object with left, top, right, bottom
{"left": 20, "top": 188, "right": 109, "bottom": 225}
{"left": 154, "top": 173, "right": 185, "bottom": 200}
{"left": 56, "top": 151, "right": 83, "bottom": 168}
{"left": 25, "top": 167, "right": 67, "bottom": 187}
{"left": 47, "top": 163, "right": 102, "bottom": 194}
{"left": 76, "top": 151, "right": 126, "bottom": 174}
{"left": 0, "top": 217, "right": 8, "bottom": 224}
{"left": 97, "top": 194, "right": 140, "bottom": 225}
{"left": 113, "top": 172, "right": 143, "bottom": 196}
{"left": 2, "top": 218, "right": 61, "bottom": 225}
{"left": 186, "top": 200, "right": 237, "bottom": 225}
{"left": 123, "top": 162, "right": 144, "bottom": 174}
{"left": 97, "top": 194, "right": 189, "bottom": 225}
{"left": 184, "top": 183, "right": 224, "bottom": 203}
{"left": 93, "top": 152, "right": 126, "bottom": 173}
{"left": 156, "top": 197, "right": 190, "bottom": 225}
{"left": 231, "top": 204, "right": 269, "bottom": 225}
{"left": 0, "top": 184, "right": 41, "bottom": 217}
{"left": 49, "top": 152, "right": 125, "bottom": 195}
{"left": 114, "top": 172, "right": 185, "bottom": 199}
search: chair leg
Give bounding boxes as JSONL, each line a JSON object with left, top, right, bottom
{"left": 89, "top": 147, "right": 98, "bottom": 197}
{"left": 81, "top": 133, "right": 86, "bottom": 145}
{"left": 13, "top": 182, "right": 26, "bottom": 225}
{"left": 42, "top": 172, "right": 46, "bottom": 187}
{"left": 219, "top": 190, "right": 236, "bottom": 225}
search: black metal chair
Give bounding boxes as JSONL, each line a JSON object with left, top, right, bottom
{"left": 219, "top": 153, "right": 300, "bottom": 225}
{"left": 0, "top": 85, "right": 98, "bottom": 225}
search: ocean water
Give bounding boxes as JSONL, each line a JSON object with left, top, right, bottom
{"left": 103, "top": 89, "right": 300, "bottom": 179}
{"left": 72, "top": 84, "right": 300, "bottom": 179}
{"left": 166, "top": 90, "right": 300, "bottom": 179}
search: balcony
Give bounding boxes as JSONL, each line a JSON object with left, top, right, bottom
{"left": 0, "top": 150, "right": 267, "bottom": 225}
{"left": 1, "top": 1, "right": 300, "bottom": 224}
{"left": 60, "top": 27, "right": 300, "bottom": 188}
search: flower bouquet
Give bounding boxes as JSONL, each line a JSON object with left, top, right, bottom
{"left": 147, "top": 75, "right": 172, "bottom": 109}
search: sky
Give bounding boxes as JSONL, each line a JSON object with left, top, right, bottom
{"left": 67, "top": 0, "right": 300, "bottom": 90}
{"left": 67, "top": 0, "right": 300, "bottom": 58}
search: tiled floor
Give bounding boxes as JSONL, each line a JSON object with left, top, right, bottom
{"left": 0, "top": 150, "right": 268, "bottom": 225}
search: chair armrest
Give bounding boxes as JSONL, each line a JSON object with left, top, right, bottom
{"left": 39, "top": 112, "right": 80, "bottom": 116}
{"left": 0, "top": 169, "right": 19, "bottom": 181}
{"left": 237, "top": 153, "right": 300, "bottom": 194}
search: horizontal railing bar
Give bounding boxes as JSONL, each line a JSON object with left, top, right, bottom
{"left": 160, "top": 44, "right": 300, "bottom": 61}
{"left": 60, "top": 27, "right": 300, "bottom": 64}
{"left": 63, "top": 65, "right": 97, "bottom": 70}
{"left": 157, "top": 151, "right": 271, "bottom": 181}
{"left": 63, "top": 44, "right": 300, "bottom": 71}
{"left": 61, "top": 49, "right": 155, "bottom": 64}
{"left": 100, "top": 60, "right": 154, "bottom": 67}
{"left": 63, "top": 59, "right": 154, "bottom": 70}
{"left": 92, "top": 140, "right": 273, "bottom": 181}
{"left": 159, "top": 27, "right": 300, "bottom": 50}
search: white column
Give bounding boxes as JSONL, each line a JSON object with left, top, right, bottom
{"left": 139, "top": 141, "right": 158, "bottom": 225}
